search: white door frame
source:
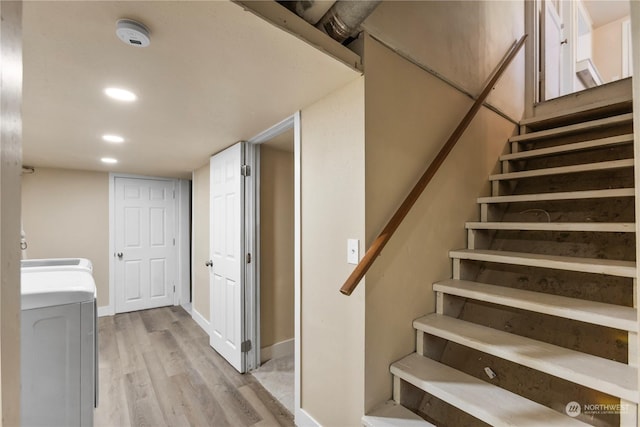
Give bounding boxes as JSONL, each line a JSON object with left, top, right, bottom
{"left": 177, "top": 179, "right": 191, "bottom": 307}
{"left": 622, "top": 18, "right": 632, "bottom": 78}
{"left": 105, "top": 173, "right": 190, "bottom": 317}
{"left": 539, "top": 0, "right": 570, "bottom": 102}
{"left": 526, "top": 0, "right": 553, "bottom": 107}
{"left": 243, "top": 141, "right": 259, "bottom": 371}
{"left": 560, "top": 0, "right": 576, "bottom": 95}
{"left": 245, "top": 112, "right": 303, "bottom": 419}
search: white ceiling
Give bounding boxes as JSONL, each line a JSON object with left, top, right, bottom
{"left": 22, "top": 1, "right": 360, "bottom": 179}
{"left": 582, "top": 0, "right": 630, "bottom": 28}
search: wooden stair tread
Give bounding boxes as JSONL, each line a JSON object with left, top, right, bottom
{"left": 362, "top": 401, "right": 435, "bottom": 427}
{"left": 391, "top": 353, "right": 590, "bottom": 426}
{"left": 478, "top": 188, "right": 634, "bottom": 204}
{"left": 519, "top": 97, "right": 633, "bottom": 129}
{"left": 434, "top": 279, "right": 637, "bottom": 332}
{"left": 489, "top": 159, "right": 634, "bottom": 181}
{"left": 510, "top": 113, "right": 633, "bottom": 143}
{"left": 449, "top": 249, "right": 636, "bottom": 277}
{"left": 466, "top": 221, "right": 634, "bottom": 232}
{"left": 501, "top": 134, "right": 634, "bottom": 161}
{"left": 414, "top": 314, "right": 638, "bottom": 401}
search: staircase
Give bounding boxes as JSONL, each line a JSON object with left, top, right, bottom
{"left": 364, "top": 99, "right": 637, "bottom": 426}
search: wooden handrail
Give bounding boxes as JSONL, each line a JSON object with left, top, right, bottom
{"left": 340, "top": 34, "right": 528, "bottom": 296}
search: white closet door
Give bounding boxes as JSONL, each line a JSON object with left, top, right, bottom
{"left": 209, "top": 142, "right": 246, "bottom": 372}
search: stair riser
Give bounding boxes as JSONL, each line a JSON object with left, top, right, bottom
{"left": 467, "top": 229, "right": 635, "bottom": 261}
{"left": 491, "top": 160, "right": 633, "bottom": 183}
{"left": 450, "top": 253, "right": 636, "bottom": 278}
{"left": 516, "top": 123, "right": 634, "bottom": 148}
{"left": 487, "top": 198, "right": 636, "bottom": 224}
{"left": 491, "top": 169, "right": 635, "bottom": 197}
{"left": 520, "top": 97, "right": 632, "bottom": 130}
{"left": 466, "top": 223, "right": 636, "bottom": 233}
{"left": 501, "top": 134, "right": 634, "bottom": 162}
{"left": 435, "top": 284, "right": 637, "bottom": 331}
{"left": 479, "top": 189, "right": 634, "bottom": 206}
{"left": 470, "top": 264, "right": 634, "bottom": 306}
{"left": 508, "top": 142, "right": 633, "bottom": 170}
{"left": 510, "top": 114, "right": 633, "bottom": 143}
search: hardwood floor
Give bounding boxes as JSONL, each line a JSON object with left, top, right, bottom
{"left": 95, "top": 306, "right": 295, "bottom": 427}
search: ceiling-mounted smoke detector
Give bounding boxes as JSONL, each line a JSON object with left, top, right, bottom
{"left": 116, "top": 19, "right": 150, "bottom": 48}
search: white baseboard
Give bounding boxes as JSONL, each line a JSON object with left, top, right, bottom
{"left": 97, "top": 305, "right": 115, "bottom": 317}
{"left": 192, "top": 307, "right": 210, "bottom": 334}
{"left": 181, "top": 302, "right": 193, "bottom": 314}
{"left": 260, "top": 338, "right": 294, "bottom": 363}
{"left": 295, "top": 408, "right": 321, "bottom": 427}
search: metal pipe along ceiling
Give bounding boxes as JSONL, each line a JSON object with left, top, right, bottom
{"left": 278, "top": 0, "right": 381, "bottom": 43}
{"left": 316, "top": 0, "right": 382, "bottom": 43}
{"left": 278, "top": 0, "right": 337, "bottom": 25}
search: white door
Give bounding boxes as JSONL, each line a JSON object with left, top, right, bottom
{"left": 543, "top": 0, "right": 564, "bottom": 100}
{"left": 114, "top": 177, "right": 176, "bottom": 313}
{"left": 209, "top": 142, "right": 246, "bottom": 372}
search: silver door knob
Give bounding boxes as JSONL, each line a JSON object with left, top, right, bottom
{"left": 117, "top": 252, "right": 123, "bottom": 259}
{"left": 205, "top": 260, "right": 213, "bottom": 267}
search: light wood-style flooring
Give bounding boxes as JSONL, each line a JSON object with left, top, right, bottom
{"left": 95, "top": 306, "right": 295, "bottom": 427}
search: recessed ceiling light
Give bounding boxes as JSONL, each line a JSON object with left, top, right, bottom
{"left": 101, "top": 157, "right": 118, "bottom": 164}
{"left": 104, "top": 87, "right": 137, "bottom": 102}
{"left": 102, "top": 134, "right": 125, "bottom": 143}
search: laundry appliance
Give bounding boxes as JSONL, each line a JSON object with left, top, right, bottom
{"left": 21, "top": 257, "right": 93, "bottom": 273}
{"left": 21, "top": 263, "right": 97, "bottom": 427}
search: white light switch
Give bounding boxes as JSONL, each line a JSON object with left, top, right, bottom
{"left": 347, "top": 239, "right": 359, "bottom": 265}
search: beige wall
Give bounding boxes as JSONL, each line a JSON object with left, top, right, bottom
{"left": 301, "top": 77, "right": 366, "bottom": 426}
{"left": 593, "top": 16, "right": 629, "bottom": 84}
{"left": 362, "top": 0, "right": 525, "bottom": 121}
{"left": 192, "top": 163, "right": 210, "bottom": 321}
{"left": 363, "top": 35, "right": 519, "bottom": 411}
{"left": 21, "top": 168, "right": 110, "bottom": 307}
{"left": 260, "top": 146, "right": 294, "bottom": 349}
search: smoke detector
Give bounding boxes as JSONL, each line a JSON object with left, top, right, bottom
{"left": 116, "top": 19, "right": 150, "bottom": 48}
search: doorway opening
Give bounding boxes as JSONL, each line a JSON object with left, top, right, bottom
{"left": 251, "top": 126, "right": 295, "bottom": 414}
{"left": 538, "top": 0, "right": 632, "bottom": 102}
{"left": 242, "top": 113, "right": 300, "bottom": 416}
{"left": 206, "top": 112, "right": 301, "bottom": 415}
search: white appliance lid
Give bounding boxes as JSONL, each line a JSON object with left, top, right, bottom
{"left": 21, "top": 270, "right": 96, "bottom": 310}
{"left": 21, "top": 258, "right": 93, "bottom": 273}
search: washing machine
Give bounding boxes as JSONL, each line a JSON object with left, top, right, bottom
{"left": 21, "top": 257, "right": 93, "bottom": 273}
{"left": 21, "top": 266, "right": 97, "bottom": 427}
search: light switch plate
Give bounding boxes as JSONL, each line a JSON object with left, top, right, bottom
{"left": 347, "top": 239, "right": 359, "bottom": 265}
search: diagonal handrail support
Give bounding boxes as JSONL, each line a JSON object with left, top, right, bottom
{"left": 340, "top": 34, "right": 528, "bottom": 296}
